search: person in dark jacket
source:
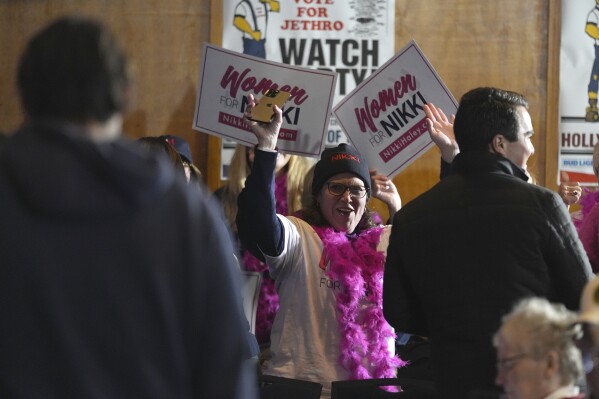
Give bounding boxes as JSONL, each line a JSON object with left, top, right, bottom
{"left": 383, "top": 87, "right": 593, "bottom": 399}
{"left": 0, "top": 15, "right": 256, "bottom": 399}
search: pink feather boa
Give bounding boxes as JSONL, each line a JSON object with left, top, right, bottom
{"left": 575, "top": 188, "right": 599, "bottom": 229}
{"left": 314, "top": 225, "right": 406, "bottom": 380}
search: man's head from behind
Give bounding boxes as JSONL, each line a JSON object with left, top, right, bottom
{"left": 453, "top": 87, "right": 535, "bottom": 171}
{"left": 17, "top": 16, "right": 131, "bottom": 125}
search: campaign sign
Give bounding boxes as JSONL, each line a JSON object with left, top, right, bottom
{"left": 193, "top": 43, "right": 337, "bottom": 157}
{"left": 333, "top": 40, "right": 458, "bottom": 177}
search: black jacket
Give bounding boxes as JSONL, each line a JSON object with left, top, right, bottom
{"left": 383, "top": 151, "right": 593, "bottom": 399}
{"left": 0, "top": 122, "right": 256, "bottom": 399}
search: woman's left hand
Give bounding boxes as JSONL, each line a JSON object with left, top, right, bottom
{"left": 370, "top": 169, "right": 401, "bottom": 215}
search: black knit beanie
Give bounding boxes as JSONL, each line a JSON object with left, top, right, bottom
{"left": 311, "top": 143, "right": 371, "bottom": 195}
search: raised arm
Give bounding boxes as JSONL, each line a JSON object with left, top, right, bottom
{"left": 236, "top": 94, "right": 285, "bottom": 260}
{"left": 425, "top": 103, "right": 458, "bottom": 180}
{"left": 424, "top": 103, "right": 458, "bottom": 164}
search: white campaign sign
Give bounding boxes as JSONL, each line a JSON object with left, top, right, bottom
{"left": 193, "top": 43, "right": 337, "bottom": 157}
{"left": 333, "top": 40, "right": 457, "bottom": 178}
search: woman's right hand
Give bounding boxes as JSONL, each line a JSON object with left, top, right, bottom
{"left": 243, "top": 93, "right": 283, "bottom": 151}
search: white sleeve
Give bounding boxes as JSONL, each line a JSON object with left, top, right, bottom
{"left": 261, "top": 215, "right": 304, "bottom": 280}
{"left": 234, "top": 2, "right": 249, "bottom": 18}
{"left": 588, "top": 9, "right": 599, "bottom": 26}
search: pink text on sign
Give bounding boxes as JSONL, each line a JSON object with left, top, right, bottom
{"left": 219, "top": 112, "right": 252, "bottom": 132}
{"left": 218, "top": 111, "right": 298, "bottom": 142}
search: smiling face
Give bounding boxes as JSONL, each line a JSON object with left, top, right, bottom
{"left": 316, "top": 172, "right": 368, "bottom": 234}
{"left": 498, "top": 106, "right": 535, "bottom": 171}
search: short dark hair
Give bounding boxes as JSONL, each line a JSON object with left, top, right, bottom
{"left": 17, "top": 15, "right": 131, "bottom": 123}
{"left": 453, "top": 87, "right": 528, "bottom": 152}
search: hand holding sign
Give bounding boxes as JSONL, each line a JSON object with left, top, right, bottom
{"left": 558, "top": 171, "right": 582, "bottom": 207}
{"left": 424, "top": 103, "right": 458, "bottom": 163}
{"left": 332, "top": 41, "right": 458, "bottom": 178}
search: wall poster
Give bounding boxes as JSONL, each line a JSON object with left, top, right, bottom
{"left": 560, "top": 1, "right": 599, "bottom": 185}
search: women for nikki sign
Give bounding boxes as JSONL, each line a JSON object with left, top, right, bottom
{"left": 333, "top": 41, "right": 458, "bottom": 177}
{"left": 192, "top": 44, "right": 337, "bottom": 157}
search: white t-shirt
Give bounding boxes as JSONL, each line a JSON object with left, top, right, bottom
{"left": 263, "top": 215, "right": 392, "bottom": 398}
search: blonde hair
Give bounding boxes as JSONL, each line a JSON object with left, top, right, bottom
{"left": 218, "top": 144, "right": 315, "bottom": 232}
{"left": 493, "top": 297, "right": 582, "bottom": 386}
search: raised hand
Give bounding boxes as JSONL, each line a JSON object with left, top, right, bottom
{"left": 424, "top": 103, "right": 459, "bottom": 163}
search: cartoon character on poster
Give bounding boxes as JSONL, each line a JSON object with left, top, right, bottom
{"left": 233, "top": 0, "right": 280, "bottom": 58}
{"left": 586, "top": 0, "right": 599, "bottom": 121}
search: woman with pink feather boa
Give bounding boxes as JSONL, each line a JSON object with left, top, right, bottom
{"left": 236, "top": 94, "right": 405, "bottom": 397}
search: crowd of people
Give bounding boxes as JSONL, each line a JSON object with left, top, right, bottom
{"left": 5, "top": 13, "right": 599, "bottom": 399}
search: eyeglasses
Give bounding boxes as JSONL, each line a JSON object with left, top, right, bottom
{"left": 326, "top": 182, "right": 368, "bottom": 198}
{"left": 496, "top": 353, "right": 530, "bottom": 372}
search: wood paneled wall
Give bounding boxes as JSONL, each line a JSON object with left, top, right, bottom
{"left": 0, "top": 1, "right": 213, "bottom": 175}
{"left": 0, "top": 0, "right": 559, "bottom": 218}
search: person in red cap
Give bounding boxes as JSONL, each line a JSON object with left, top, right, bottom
{"left": 160, "top": 134, "right": 202, "bottom": 184}
{"left": 236, "top": 94, "right": 407, "bottom": 397}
